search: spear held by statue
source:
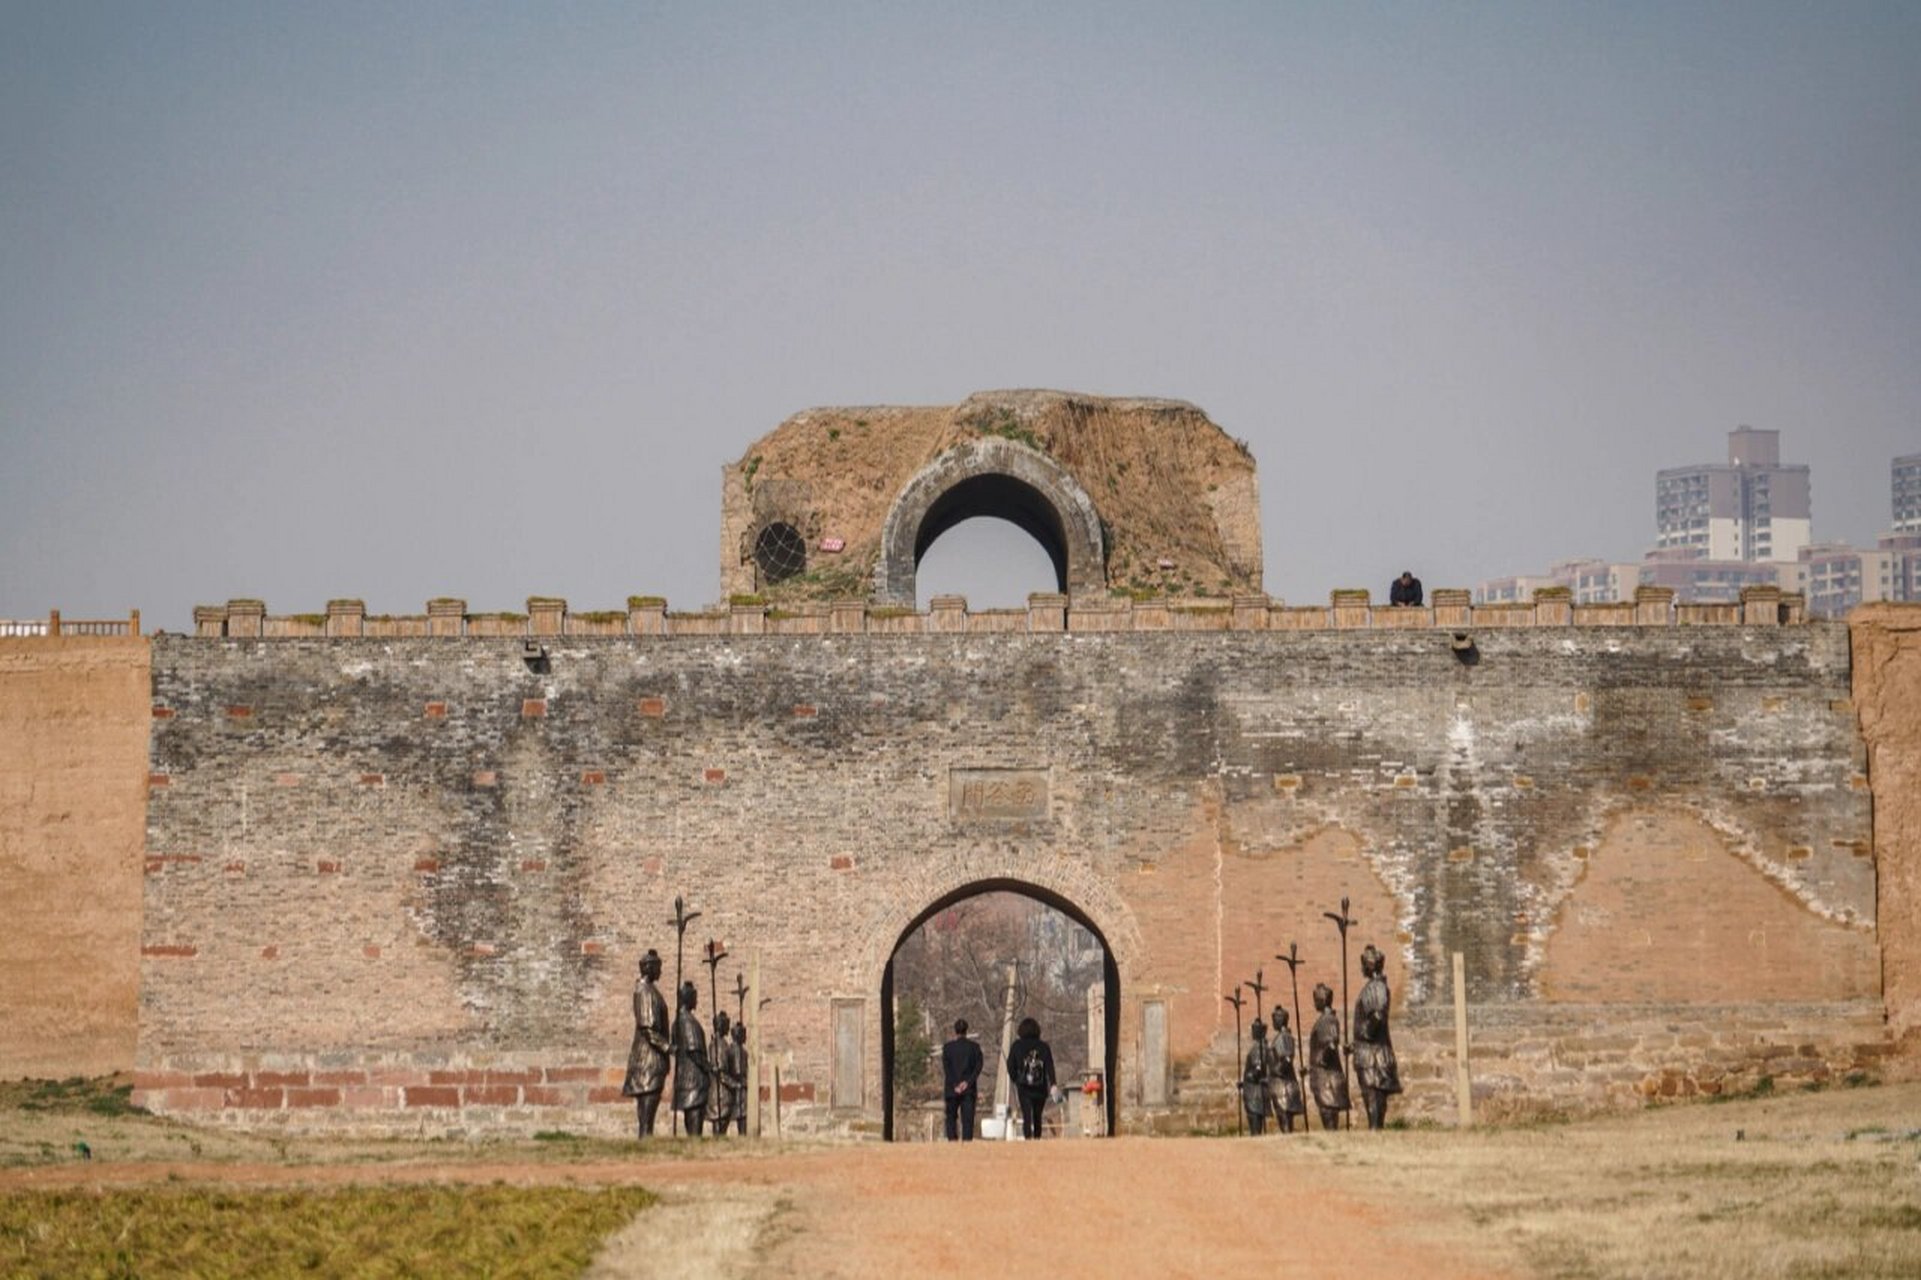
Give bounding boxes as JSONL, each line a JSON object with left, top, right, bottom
{"left": 1324, "top": 896, "right": 1355, "bottom": 1130}
{"left": 1224, "top": 984, "right": 1248, "bottom": 1135}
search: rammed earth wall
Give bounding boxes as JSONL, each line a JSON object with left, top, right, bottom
{"left": 136, "top": 620, "right": 1890, "bottom": 1134}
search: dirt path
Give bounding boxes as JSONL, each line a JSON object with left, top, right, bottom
{"left": 0, "top": 1137, "right": 1501, "bottom": 1279}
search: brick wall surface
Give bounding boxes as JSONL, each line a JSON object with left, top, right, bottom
{"left": 139, "top": 625, "right": 1883, "bottom": 1133}
{"left": 1, "top": 637, "right": 149, "bottom": 1077}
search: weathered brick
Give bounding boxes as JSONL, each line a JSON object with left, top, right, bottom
{"left": 464, "top": 1085, "right": 518, "bottom": 1106}
{"left": 403, "top": 1086, "right": 460, "bottom": 1108}
{"left": 286, "top": 1087, "right": 342, "bottom": 1108}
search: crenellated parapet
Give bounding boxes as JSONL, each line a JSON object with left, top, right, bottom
{"left": 188, "top": 584, "right": 1807, "bottom": 639}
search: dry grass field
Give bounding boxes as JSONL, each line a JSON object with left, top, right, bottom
{"left": 1302, "top": 1080, "right": 1921, "bottom": 1279}
{"left": 1, "top": 1076, "right": 1917, "bottom": 1277}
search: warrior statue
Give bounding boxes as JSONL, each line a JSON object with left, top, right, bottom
{"left": 1307, "top": 982, "right": 1350, "bottom": 1130}
{"left": 707, "top": 1010, "right": 735, "bottom": 1135}
{"left": 1267, "top": 1005, "right": 1306, "bottom": 1134}
{"left": 728, "top": 1020, "right": 749, "bottom": 1135}
{"left": 619, "top": 949, "right": 671, "bottom": 1138}
{"left": 671, "top": 980, "right": 712, "bottom": 1136}
{"left": 1241, "top": 1018, "right": 1272, "bottom": 1135}
{"left": 1353, "top": 943, "right": 1401, "bottom": 1130}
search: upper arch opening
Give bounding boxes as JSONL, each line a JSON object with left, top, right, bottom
{"left": 875, "top": 438, "right": 1106, "bottom": 606}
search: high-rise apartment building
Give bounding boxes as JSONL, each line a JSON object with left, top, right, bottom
{"left": 1655, "top": 427, "right": 1811, "bottom": 562}
{"left": 1895, "top": 453, "right": 1921, "bottom": 534}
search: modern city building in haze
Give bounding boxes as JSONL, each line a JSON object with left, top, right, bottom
{"left": 1654, "top": 426, "right": 1812, "bottom": 564}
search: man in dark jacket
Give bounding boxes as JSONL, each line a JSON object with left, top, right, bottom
{"left": 941, "top": 1018, "right": 985, "bottom": 1141}
{"left": 1389, "top": 571, "right": 1424, "bottom": 607}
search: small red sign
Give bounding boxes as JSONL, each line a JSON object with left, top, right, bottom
{"left": 819, "top": 537, "right": 845, "bottom": 553}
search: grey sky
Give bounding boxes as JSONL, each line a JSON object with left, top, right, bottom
{"left": 4, "top": 2, "right": 1917, "bottom": 628}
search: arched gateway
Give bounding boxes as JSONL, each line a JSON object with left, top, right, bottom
{"left": 878, "top": 880, "right": 1122, "bottom": 1139}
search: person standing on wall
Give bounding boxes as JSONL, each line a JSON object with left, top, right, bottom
{"left": 941, "top": 1018, "right": 985, "bottom": 1141}
{"left": 1006, "top": 1017, "right": 1057, "bottom": 1140}
{"left": 1390, "top": 570, "right": 1424, "bottom": 607}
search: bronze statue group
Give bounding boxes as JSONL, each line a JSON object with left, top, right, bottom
{"left": 621, "top": 896, "right": 751, "bottom": 1139}
{"left": 1235, "top": 897, "right": 1400, "bottom": 1134}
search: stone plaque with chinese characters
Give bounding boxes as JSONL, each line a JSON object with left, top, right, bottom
{"left": 949, "top": 768, "right": 1049, "bottom": 824}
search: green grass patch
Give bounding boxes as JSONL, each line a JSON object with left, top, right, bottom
{"left": 0, "top": 1077, "right": 144, "bottom": 1118}
{"left": 0, "top": 1183, "right": 654, "bottom": 1279}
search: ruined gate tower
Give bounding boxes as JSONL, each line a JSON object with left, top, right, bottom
{"left": 127, "top": 390, "right": 1891, "bottom": 1137}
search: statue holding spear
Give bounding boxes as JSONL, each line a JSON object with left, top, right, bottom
{"left": 665, "top": 896, "right": 702, "bottom": 1135}
{"left": 1274, "top": 943, "right": 1310, "bottom": 1130}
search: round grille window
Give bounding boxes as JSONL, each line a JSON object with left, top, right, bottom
{"left": 754, "top": 522, "right": 808, "bottom": 583}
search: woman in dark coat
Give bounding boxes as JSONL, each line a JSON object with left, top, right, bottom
{"left": 1005, "top": 1017, "right": 1057, "bottom": 1140}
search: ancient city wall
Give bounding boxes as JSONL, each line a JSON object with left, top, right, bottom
{"left": 0, "top": 635, "right": 150, "bottom": 1078}
{"left": 134, "top": 609, "right": 1892, "bottom": 1133}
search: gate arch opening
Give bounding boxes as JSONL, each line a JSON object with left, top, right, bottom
{"left": 874, "top": 438, "right": 1107, "bottom": 605}
{"left": 879, "top": 879, "right": 1120, "bottom": 1141}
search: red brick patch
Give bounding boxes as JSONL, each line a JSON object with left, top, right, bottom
{"left": 226, "top": 705, "right": 253, "bottom": 718}
{"left": 274, "top": 773, "right": 301, "bottom": 787}
{"left": 134, "top": 1071, "right": 194, "bottom": 1090}
{"left": 580, "top": 941, "right": 604, "bottom": 956}
{"left": 151, "top": 706, "right": 174, "bottom": 719}
{"left": 286, "top": 1087, "right": 342, "bottom": 1108}
{"left": 314, "top": 1070, "right": 367, "bottom": 1087}
{"left": 585, "top": 1086, "right": 625, "bottom": 1104}
{"left": 403, "top": 1086, "right": 460, "bottom": 1108}
{"left": 161, "top": 1088, "right": 227, "bottom": 1110}
{"left": 521, "top": 859, "right": 547, "bottom": 873}
{"left": 470, "top": 942, "right": 497, "bottom": 957}
{"left": 830, "top": 855, "right": 855, "bottom": 871}
{"left": 429, "top": 1070, "right": 484, "bottom": 1086}
{"left": 638, "top": 697, "right": 666, "bottom": 717}
{"left": 224, "top": 861, "right": 246, "bottom": 874}
{"left": 773, "top": 1081, "right": 815, "bottom": 1102}
{"left": 704, "top": 768, "right": 726, "bottom": 783}
{"left": 260, "top": 945, "right": 280, "bottom": 960}
{"left": 464, "top": 1085, "right": 518, "bottom": 1106}
{"left": 424, "top": 701, "right": 447, "bottom": 718}
{"left": 192, "top": 1071, "right": 247, "bottom": 1089}
{"left": 317, "top": 860, "right": 340, "bottom": 874}
{"left": 414, "top": 858, "right": 441, "bottom": 873}
{"left": 522, "top": 699, "right": 546, "bottom": 718}
{"left": 142, "top": 944, "right": 197, "bottom": 958}
{"left": 359, "top": 773, "right": 384, "bottom": 787}
{"left": 581, "top": 770, "right": 606, "bottom": 785}
{"left": 253, "top": 1070, "right": 310, "bottom": 1088}
{"left": 227, "top": 1087, "right": 284, "bottom": 1109}
{"left": 363, "top": 944, "right": 382, "bottom": 959}
{"left": 642, "top": 856, "right": 663, "bottom": 875}
{"left": 341, "top": 1086, "right": 394, "bottom": 1108}
{"left": 148, "top": 773, "right": 170, "bottom": 787}
{"left": 522, "top": 1085, "right": 567, "bottom": 1107}
{"left": 472, "top": 770, "right": 498, "bottom": 787}
{"left": 792, "top": 704, "right": 817, "bottom": 717}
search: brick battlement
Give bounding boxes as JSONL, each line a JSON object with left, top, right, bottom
{"left": 191, "top": 586, "right": 1804, "bottom": 639}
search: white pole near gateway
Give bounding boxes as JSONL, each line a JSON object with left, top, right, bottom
{"left": 984, "top": 960, "right": 1022, "bottom": 1140}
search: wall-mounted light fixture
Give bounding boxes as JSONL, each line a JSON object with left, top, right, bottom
{"left": 522, "top": 640, "right": 550, "bottom": 674}
{"left": 1450, "top": 632, "right": 1479, "bottom": 666}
